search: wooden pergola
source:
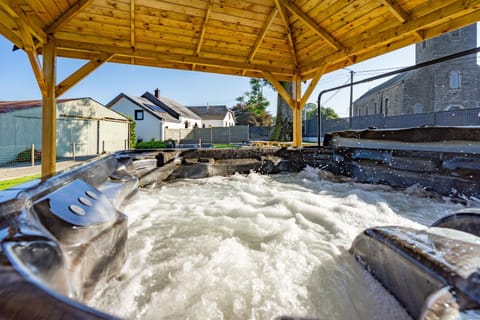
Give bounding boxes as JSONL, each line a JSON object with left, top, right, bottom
{"left": 0, "top": 0, "right": 479, "bottom": 176}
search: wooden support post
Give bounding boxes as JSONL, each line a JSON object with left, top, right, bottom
{"left": 292, "top": 77, "right": 302, "bottom": 147}
{"left": 41, "top": 38, "right": 57, "bottom": 177}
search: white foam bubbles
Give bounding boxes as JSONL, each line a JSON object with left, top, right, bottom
{"left": 88, "top": 170, "right": 465, "bottom": 320}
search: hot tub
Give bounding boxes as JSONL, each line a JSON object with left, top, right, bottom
{"left": 0, "top": 127, "right": 479, "bottom": 319}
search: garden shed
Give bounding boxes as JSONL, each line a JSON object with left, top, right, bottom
{"left": 0, "top": 98, "right": 129, "bottom": 164}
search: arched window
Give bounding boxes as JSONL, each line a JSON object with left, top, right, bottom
{"left": 184, "top": 120, "right": 189, "bottom": 128}
{"left": 374, "top": 102, "right": 377, "bottom": 114}
{"left": 413, "top": 103, "right": 423, "bottom": 114}
{"left": 384, "top": 98, "right": 389, "bottom": 115}
{"left": 449, "top": 71, "right": 461, "bottom": 89}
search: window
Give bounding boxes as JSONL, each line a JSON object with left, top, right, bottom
{"left": 413, "top": 103, "right": 423, "bottom": 114}
{"left": 184, "top": 121, "right": 189, "bottom": 128}
{"left": 374, "top": 102, "right": 378, "bottom": 114}
{"left": 384, "top": 98, "right": 389, "bottom": 115}
{"left": 135, "top": 110, "right": 144, "bottom": 120}
{"left": 451, "top": 29, "right": 460, "bottom": 41}
{"left": 449, "top": 71, "right": 461, "bottom": 89}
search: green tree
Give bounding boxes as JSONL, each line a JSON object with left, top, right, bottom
{"left": 321, "top": 106, "right": 339, "bottom": 120}
{"left": 269, "top": 81, "right": 293, "bottom": 142}
{"left": 303, "top": 103, "right": 339, "bottom": 120}
{"left": 123, "top": 115, "right": 136, "bottom": 148}
{"left": 234, "top": 78, "right": 273, "bottom": 126}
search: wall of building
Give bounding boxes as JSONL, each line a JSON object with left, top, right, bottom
{"left": 111, "top": 97, "right": 162, "bottom": 142}
{"left": 0, "top": 99, "right": 129, "bottom": 164}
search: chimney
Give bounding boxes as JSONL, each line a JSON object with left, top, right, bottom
{"left": 154, "top": 88, "right": 160, "bottom": 98}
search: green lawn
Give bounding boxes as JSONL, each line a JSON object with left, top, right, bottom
{"left": 213, "top": 144, "right": 241, "bottom": 149}
{"left": 0, "top": 174, "right": 41, "bottom": 191}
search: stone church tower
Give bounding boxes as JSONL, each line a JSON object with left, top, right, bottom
{"left": 353, "top": 24, "right": 480, "bottom": 116}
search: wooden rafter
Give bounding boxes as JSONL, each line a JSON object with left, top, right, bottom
{"left": 283, "top": 0, "right": 344, "bottom": 51}
{"left": 130, "top": 0, "right": 135, "bottom": 64}
{"left": 301, "top": 0, "right": 480, "bottom": 75}
{"left": 381, "top": 0, "right": 423, "bottom": 41}
{"left": 46, "top": 0, "right": 94, "bottom": 34}
{"left": 0, "top": 15, "right": 23, "bottom": 48}
{"left": 8, "top": 2, "right": 46, "bottom": 44}
{"left": 196, "top": 0, "right": 214, "bottom": 56}
{"left": 130, "top": 0, "right": 135, "bottom": 49}
{"left": 56, "top": 53, "right": 114, "bottom": 97}
{"left": 274, "top": 0, "right": 298, "bottom": 68}
{"left": 248, "top": 8, "right": 277, "bottom": 63}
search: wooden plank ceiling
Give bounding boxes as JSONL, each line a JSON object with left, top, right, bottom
{"left": 0, "top": 0, "right": 479, "bottom": 82}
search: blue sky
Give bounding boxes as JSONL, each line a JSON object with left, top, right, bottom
{"left": 1, "top": 24, "right": 477, "bottom": 117}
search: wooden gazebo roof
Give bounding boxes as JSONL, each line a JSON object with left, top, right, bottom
{"left": 0, "top": 0, "right": 479, "bottom": 176}
{"left": 1, "top": 0, "right": 479, "bottom": 82}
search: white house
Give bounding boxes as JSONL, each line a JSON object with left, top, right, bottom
{"left": 186, "top": 105, "right": 235, "bottom": 128}
{"left": 0, "top": 98, "right": 130, "bottom": 164}
{"left": 107, "top": 89, "right": 202, "bottom": 142}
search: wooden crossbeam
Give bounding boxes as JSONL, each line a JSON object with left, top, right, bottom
{"left": 380, "top": 0, "right": 423, "bottom": 41}
{"left": 55, "top": 39, "right": 295, "bottom": 76}
{"left": 47, "top": 0, "right": 94, "bottom": 34}
{"left": 248, "top": 7, "right": 277, "bottom": 63}
{"left": 381, "top": 0, "right": 409, "bottom": 23}
{"left": 274, "top": 0, "right": 298, "bottom": 68}
{"left": 283, "top": 0, "right": 344, "bottom": 51}
{"left": 299, "top": 64, "right": 326, "bottom": 108}
{"left": 196, "top": 0, "right": 214, "bottom": 56}
{"left": 262, "top": 71, "right": 294, "bottom": 109}
{"left": 12, "top": 6, "right": 46, "bottom": 95}
{"left": 56, "top": 53, "right": 114, "bottom": 97}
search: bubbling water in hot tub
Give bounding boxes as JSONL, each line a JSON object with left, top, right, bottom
{"left": 88, "top": 167, "right": 465, "bottom": 320}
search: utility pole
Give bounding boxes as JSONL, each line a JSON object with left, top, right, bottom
{"left": 349, "top": 70, "right": 354, "bottom": 129}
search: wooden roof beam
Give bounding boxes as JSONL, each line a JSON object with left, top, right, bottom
{"left": 283, "top": 0, "right": 344, "bottom": 51}
{"left": 274, "top": 0, "right": 298, "bottom": 68}
{"left": 130, "top": 0, "right": 135, "bottom": 49}
{"left": 46, "top": 0, "right": 94, "bottom": 34}
{"left": 248, "top": 7, "right": 277, "bottom": 63}
{"left": 55, "top": 39, "right": 295, "bottom": 76}
{"left": 262, "top": 71, "right": 294, "bottom": 109}
{"left": 130, "top": 0, "right": 135, "bottom": 64}
{"left": 8, "top": 1, "right": 46, "bottom": 44}
{"left": 56, "top": 53, "right": 114, "bottom": 97}
{"left": 299, "top": 63, "right": 326, "bottom": 108}
{"left": 380, "top": 0, "right": 423, "bottom": 41}
{"left": 12, "top": 6, "right": 46, "bottom": 95}
{"left": 196, "top": 0, "right": 214, "bottom": 56}
{"left": 300, "top": 0, "right": 480, "bottom": 75}
{"left": 0, "top": 11, "right": 23, "bottom": 48}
